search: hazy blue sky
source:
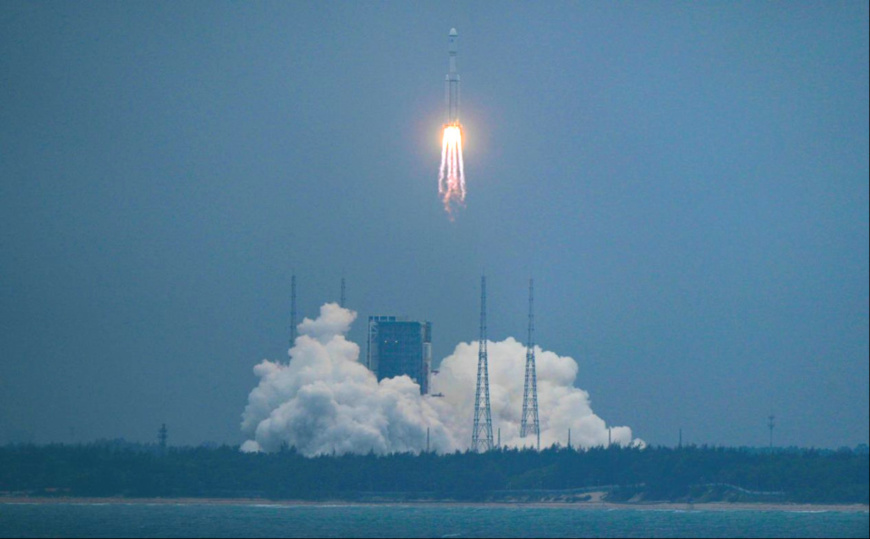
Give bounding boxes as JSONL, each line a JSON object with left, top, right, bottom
{"left": 1, "top": 1, "right": 867, "bottom": 448}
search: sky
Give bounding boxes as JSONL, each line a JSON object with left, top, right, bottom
{"left": 1, "top": 1, "right": 867, "bottom": 449}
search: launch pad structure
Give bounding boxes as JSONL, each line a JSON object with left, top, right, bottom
{"left": 284, "top": 272, "right": 548, "bottom": 453}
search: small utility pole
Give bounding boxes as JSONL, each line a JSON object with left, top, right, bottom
{"left": 768, "top": 415, "right": 775, "bottom": 450}
{"left": 158, "top": 423, "right": 167, "bottom": 454}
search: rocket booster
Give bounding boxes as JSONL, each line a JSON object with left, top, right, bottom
{"left": 445, "top": 28, "right": 460, "bottom": 125}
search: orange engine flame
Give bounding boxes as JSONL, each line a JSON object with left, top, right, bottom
{"left": 438, "top": 123, "right": 466, "bottom": 218}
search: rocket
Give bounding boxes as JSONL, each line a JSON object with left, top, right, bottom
{"left": 437, "top": 28, "right": 466, "bottom": 215}
{"left": 445, "top": 28, "right": 460, "bottom": 125}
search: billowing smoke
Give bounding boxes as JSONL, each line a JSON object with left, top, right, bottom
{"left": 241, "top": 303, "right": 642, "bottom": 455}
{"left": 240, "top": 304, "right": 458, "bottom": 454}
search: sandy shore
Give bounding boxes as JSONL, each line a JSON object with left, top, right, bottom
{"left": 1, "top": 497, "right": 867, "bottom": 513}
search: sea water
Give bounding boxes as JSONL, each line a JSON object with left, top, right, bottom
{"left": 0, "top": 503, "right": 867, "bottom": 538}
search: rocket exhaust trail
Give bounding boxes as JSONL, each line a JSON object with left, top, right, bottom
{"left": 438, "top": 28, "right": 465, "bottom": 218}
{"left": 439, "top": 125, "right": 465, "bottom": 216}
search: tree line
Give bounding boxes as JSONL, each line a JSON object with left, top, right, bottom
{"left": 0, "top": 442, "right": 867, "bottom": 503}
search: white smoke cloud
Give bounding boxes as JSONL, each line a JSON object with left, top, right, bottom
{"left": 432, "top": 338, "right": 639, "bottom": 449}
{"left": 241, "top": 303, "right": 458, "bottom": 455}
{"left": 241, "top": 303, "right": 642, "bottom": 455}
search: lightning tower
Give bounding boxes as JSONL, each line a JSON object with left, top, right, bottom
{"left": 340, "top": 276, "right": 346, "bottom": 308}
{"left": 472, "top": 276, "right": 494, "bottom": 452}
{"left": 520, "top": 278, "right": 540, "bottom": 450}
{"left": 289, "top": 274, "right": 297, "bottom": 347}
{"left": 158, "top": 423, "right": 167, "bottom": 454}
{"left": 768, "top": 415, "right": 775, "bottom": 449}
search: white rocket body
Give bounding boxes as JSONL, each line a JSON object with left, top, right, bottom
{"left": 445, "top": 28, "right": 460, "bottom": 125}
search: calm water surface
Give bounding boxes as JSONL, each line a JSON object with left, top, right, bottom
{"left": 0, "top": 503, "right": 867, "bottom": 538}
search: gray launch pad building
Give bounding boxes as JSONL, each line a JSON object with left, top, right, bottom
{"left": 366, "top": 316, "right": 432, "bottom": 394}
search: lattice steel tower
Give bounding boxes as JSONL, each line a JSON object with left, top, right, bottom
{"left": 472, "top": 275, "right": 494, "bottom": 452}
{"left": 289, "top": 274, "right": 297, "bottom": 347}
{"left": 340, "top": 276, "right": 346, "bottom": 308}
{"left": 520, "top": 278, "right": 540, "bottom": 450}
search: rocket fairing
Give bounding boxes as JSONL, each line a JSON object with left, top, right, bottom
{"left": 445, "top": 28, "right": 460, "bottom": 125}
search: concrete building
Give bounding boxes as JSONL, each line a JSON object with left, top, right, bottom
{"left": 366, "top": 316, "right": 432, "bottom": 394}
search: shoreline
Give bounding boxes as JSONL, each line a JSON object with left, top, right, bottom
{"left": 1, "top": 497, "right": 867, "bottom": 513}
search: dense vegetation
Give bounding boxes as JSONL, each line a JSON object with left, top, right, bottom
{"left": 1, "top": 442, "right": 867, "bottom": 504}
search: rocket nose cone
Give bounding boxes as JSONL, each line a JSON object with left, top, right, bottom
{"left": 449, "top": 28, "right": 458, "bottom": 36}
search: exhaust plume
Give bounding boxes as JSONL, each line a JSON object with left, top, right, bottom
{"left": 438, "top": 124, "right": 466, "bottom": 218}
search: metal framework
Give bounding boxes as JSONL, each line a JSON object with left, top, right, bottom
{"left": 472, "top": 275, "right": 494, "bottom": 452}
{"left": 520, "top": 278, "right": 540, "bottom": 450}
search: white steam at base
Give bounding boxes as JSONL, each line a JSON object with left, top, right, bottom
{"left": 241, "top": 303, "right": 642, "bottom": 455}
